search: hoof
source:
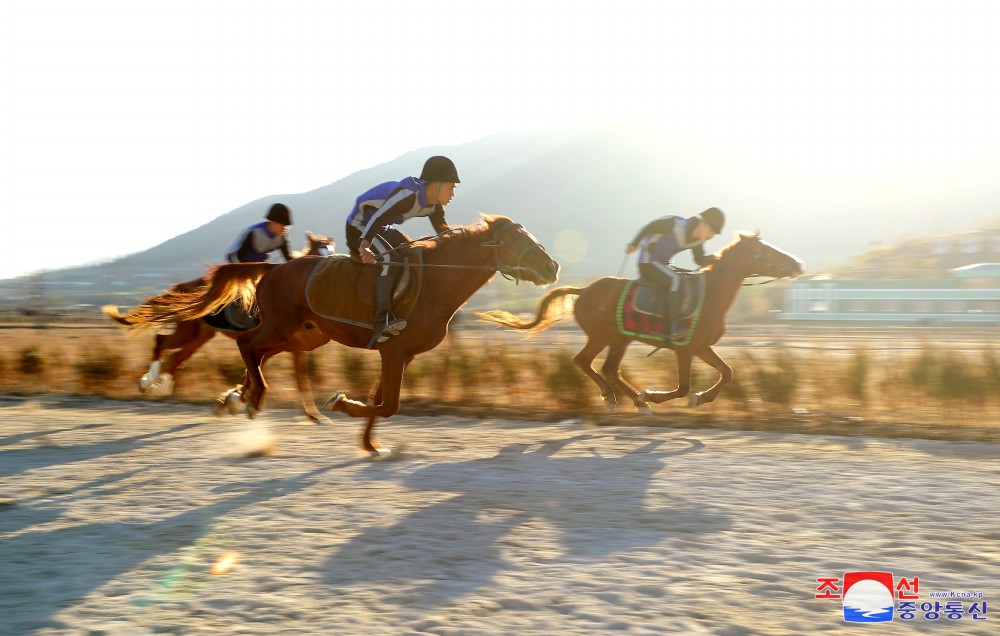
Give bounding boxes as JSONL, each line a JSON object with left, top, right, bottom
{"left": 688, "top": 392, "right": 701, "bottom": 408}
{"left": 225, "top": 390, "right": 244, "bottom": 415}
{"left": 322, "top": 393, "right": 346, "bottom": 412}
{"left": 146, "top": 374, "right": 174, "bottom": 397}
{"left": 304, "top": 412, "right": 323, "bottom": 425}
{"left": 138, "top": 374, "right": 153, "bottom": 393}
{"left": 369, "top": 447, "right": 392, "bottom": 459}
{"left": 602, "top": 396, "right": 616, "bottom": 414}
{"left": 246, "top": 406, "right": 258, "bottom": 420}
{"left": 637, "top": 403, "right": 654, "bottom": 416}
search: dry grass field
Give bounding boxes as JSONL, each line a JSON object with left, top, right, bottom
{"left": 1, "top": 319, "right": 999, "bottom": 443}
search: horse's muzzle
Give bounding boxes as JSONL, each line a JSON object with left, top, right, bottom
{"left": 531, "top": 260, "right": 560, "bottom": 285}
{"left": 786, "top": 259, "right": 805, "bottom": 279}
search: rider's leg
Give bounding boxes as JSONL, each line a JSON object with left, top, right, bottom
{"left": 640, "top": 262, "right": 682, "bottom": 338}
{"left": 369, "top": 234, "right": 407, "bottom": 344}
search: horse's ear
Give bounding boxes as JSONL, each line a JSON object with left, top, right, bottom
{"left": 305, "top": 230, "right": 315, "bottom": 240}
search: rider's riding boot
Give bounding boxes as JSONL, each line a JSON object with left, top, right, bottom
{"left": 661, "top": 289, "right": 681, "bottom": 339}
{"left": 371, "top": 275, "right": 407, "bottom": 345}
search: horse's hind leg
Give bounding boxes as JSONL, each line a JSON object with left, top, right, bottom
{"left": 291, "top": 352, "right": 324, "bottom": 423}
{"left": 600, "top": 338, "right": 651, "bottom": 415}
{"left": 141, "top": 321, "right": 213, "bottom": 396}
{"left": 573, "top": 335, "right": 618, "bottom": 413}
{"left": 237, "top": 327, "right": 294, "bottom": 417}
{"left": 218, "top": 350, "right": 306, "bottom": 418}
{"left": 164, "top": 322, "right": 215, "bottom": 377}
{"left": 139, "top": 333, "right": 171, "bottom": 393}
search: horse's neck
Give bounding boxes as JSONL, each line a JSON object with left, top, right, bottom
{"left": 705, "top": 261, "right": 749, "bottom": 313}
{"left": 421, "top": 240, "right": 497, "bottom": 314}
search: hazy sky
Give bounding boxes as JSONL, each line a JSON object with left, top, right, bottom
{"left": 3, "top": 0, "right": 999, "bottom": 279}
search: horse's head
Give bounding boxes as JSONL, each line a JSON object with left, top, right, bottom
{"left": 483, "top": 216, "right": 560, "bottom": 285}
{"left": 304, "top": 231, "right": 334, "bottom": 257}
{"left": 721, "top": 232, "right": 804, "bottom": 280}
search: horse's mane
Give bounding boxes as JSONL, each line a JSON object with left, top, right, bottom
{"left": 714, "top": 231, "right": 758, "bottom": 263}
{"left": 411, "top": 214, "right": 506, "bottom": 254}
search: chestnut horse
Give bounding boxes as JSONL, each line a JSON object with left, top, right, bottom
{"left": 102, "top": 231, "right": 334, "bottom": 421}
{"left": 106, "top": 215, "right": 560, "bottom": 455}
{"left": 479, "top": 232, "right": 803, "bottom": 413}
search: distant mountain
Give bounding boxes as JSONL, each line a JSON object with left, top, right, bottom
{"left": 830, "top": 225, "right": 1000, "bottom": 279}
{"left": 5, "top": 124, "right": 1000, "bottom": 309}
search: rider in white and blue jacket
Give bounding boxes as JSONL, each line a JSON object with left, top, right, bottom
{"left": 345, "top": 156, "right": 459, "bottom": 345}
{"left": 626, "top": 207, "right": 725, "bottom": 336}
{"left": 226, "top": 203, "right": 293, "bottom": 263}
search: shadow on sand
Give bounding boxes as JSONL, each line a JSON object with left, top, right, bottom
{"left": 322, "top": 433, "right": 730, "bottom": 605}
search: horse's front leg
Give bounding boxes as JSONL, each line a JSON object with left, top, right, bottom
{"left": 324, "top": 352, "right": 408, "bottom": 455}
{"left": 642, "top": 351, "right": 694, "bottom": 405}
{"left": 688, "top": 346, "right": 733, "bottom": 407}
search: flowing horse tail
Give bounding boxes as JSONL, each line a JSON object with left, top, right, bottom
{"left": 99, "top": 263, "right": 276, "bottom": 333}
{"left": 101, "top": 305, "right": 135, "bottom": 326}
{"left": 476, "top": 286, "right": 582, "bottom": 335}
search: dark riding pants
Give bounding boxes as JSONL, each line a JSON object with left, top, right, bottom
{"left": 638, "top": 262, "right": 680, "bottom": 334}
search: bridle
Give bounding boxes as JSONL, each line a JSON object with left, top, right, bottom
{"left": 366, "top": 220, "right": 551, "bottom": 282}
{"left": 481, "top": 221, "right": 551, "bottom": 282}
{"left": 728, "top": 236, "right": 796, "bottom": 286}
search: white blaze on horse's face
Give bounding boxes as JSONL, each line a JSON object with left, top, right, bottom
{"left": 740, "top": 234, "right": 804, "bottom": 279}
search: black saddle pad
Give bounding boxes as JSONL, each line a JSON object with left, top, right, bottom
{"left": 630, "top": 274, "right": 703, "bottom": 318}
{"left": 203, "top": 301, "right": 259, "bottom": 332}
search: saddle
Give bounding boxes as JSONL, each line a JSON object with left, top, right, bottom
{"left": 305, "top": 253, "right": 419, "bottom": 327}
{"left": 203, "top": 302, "right": 260, "bottom": 332}
{"left": 616, "top": 273, "right": 706, "bottom": 345}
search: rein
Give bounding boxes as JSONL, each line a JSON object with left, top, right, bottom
{"left": 368, "top": 224, "right": 542, "bottom": 281}
{"left": 741, "top": 276, "right": 784, "bottom": 287}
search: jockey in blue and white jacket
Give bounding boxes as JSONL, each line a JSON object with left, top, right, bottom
{"left": 627, "top": 207, "right": 725, "bottom": 292}
{"left": 226, "top": 203, "right": 293, "bottom": 263}
{"left": 626, "top": 207, "right": 725, "bottom": 336}
{"left": 345, "top": 156, "right": 459, "bottom": 345}
{"left": 345, "top": 177, "right": 450, "bottom": 257}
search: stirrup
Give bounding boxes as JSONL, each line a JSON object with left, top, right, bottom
{"left": 368, "top": 321, "right": 403, "bottom": 348}
{"left": 384, "top": 318, "right": 407, "bottom": 335}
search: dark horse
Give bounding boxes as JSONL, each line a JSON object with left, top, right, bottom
{"left": 102, "top": 231, "right": 334, "bottom": 421}
{"left": 106, "top": 216, "right": 560, "bottom": 454}
{"left": 479, "top": 232, "right": 803, "bottom": 413}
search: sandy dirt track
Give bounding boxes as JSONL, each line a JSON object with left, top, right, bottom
{"left": 0, "top": 396, "right": 997, "bottom": 635}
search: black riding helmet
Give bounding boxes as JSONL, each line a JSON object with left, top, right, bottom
{"left": 699, "top": 207, "right": 724, "bottom": 234}
{"left": 266, "top": 203, "right": 292, "bottom": 226}
{"left": 419, "top": 156, "right": 461, "bottom": 183}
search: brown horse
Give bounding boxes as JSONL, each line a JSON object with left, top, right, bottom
{"left": 478, "top": 232, "right": 804, "bottom": 413}
{"left": 106, "top": 215, "right": 560, "bottom": 455}
{"left": 102, "top": 231, "right": 334, "bottom": 421}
